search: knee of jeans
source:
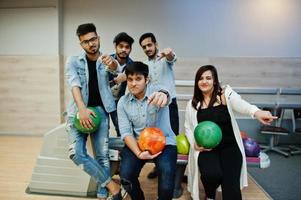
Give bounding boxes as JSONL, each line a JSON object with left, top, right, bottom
{"left": 68, "top": 143, "right": 76, "bottom": 159}
{"left": 121, "top": 178, "right": 132, "bottom": 193}
{"left": 159, "top": 169, "right": 176, "bottom": 188}
{"left": 159, "top": 164, "right": 175, "bottom": 176}
{"left": 68, "top": 144, "right": 85, "bottom": 166}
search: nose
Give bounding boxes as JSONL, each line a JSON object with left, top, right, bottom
{"left": 199, "top": 79, "right": 206, "bottom": 85}
{"left": 130, "top": 80, "right": 137, "bottom": 86}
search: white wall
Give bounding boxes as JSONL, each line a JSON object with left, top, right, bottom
{"left": 1, "top": 0, "right": 300, "bottom": 57}
{"left": 63, "top": 0, "right": 301, "bottom": 58}
{"left": 0, "top": 0, "right": 59, "bottom": 55}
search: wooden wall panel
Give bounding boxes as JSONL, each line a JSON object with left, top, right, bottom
{"left": 5, "top": 56, "right": 297, "bottom": 135}
{"left": 0, "top": 56, "right": 61, "bottom": 135}
{"left": 175, "top": 57, "right": 301, "bottom": 87}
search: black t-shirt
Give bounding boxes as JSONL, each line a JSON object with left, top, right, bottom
{"left": 197, "top": 104, "right": 236, "bottom": 147}
{"left": 86, "top": 57, "right": 104, "bottom": 108}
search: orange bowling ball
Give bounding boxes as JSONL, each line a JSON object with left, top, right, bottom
{"left": 138, "top": 127, "right": 166, "bottom": 155}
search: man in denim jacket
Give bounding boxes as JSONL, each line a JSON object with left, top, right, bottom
{"left": 139, "top": 32, "right": 180, "bottom": 181}
{"left": 108, "top": 32, "right": 134, "bottom": 136}
{"left": 65, "top": 23, "right": 126, "bottom": 200}
{"left": 117, "top": 62, "right": 177, "bottom": 200}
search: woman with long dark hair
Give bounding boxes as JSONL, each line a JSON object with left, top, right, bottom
{"left": 184, "top": 65, "right": 277, "bottom": 200}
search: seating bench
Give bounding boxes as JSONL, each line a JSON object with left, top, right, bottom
{"left": 108, "top": 137, "right": 270, "bottom": 198}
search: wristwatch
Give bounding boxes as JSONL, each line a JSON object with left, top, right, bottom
{"left": 158, "top": 89, "right": 169, "bottom": 99}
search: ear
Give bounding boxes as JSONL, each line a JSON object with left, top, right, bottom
{"left": 146, "top": 76, "right": 149, "bottom": 84}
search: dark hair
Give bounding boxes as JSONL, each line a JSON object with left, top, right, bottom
{"left": 76, "top": 23, "right": 97, "bottom": 37}
{"left": 125, "top": 61, "right": 149, "bottom": 78}
{"left": 139, "top": 32, "right": 156, "bottom": 45}
{"left": 113, "top": 32, "right": 134, "bottom": 47}
{"left": 192, "top": 65, "right": 222, "bottom": 110}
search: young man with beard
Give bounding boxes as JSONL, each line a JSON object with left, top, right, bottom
{"left": 117, "top": 61, "right": 177, "bottom": 200}
{"left": 108, "top": 32, "right": 134, "bottom": 136}
{"left": 65, "top": 23, "right": 126, "bottom": 200}
{"left": 139, "top": 33, "right": 179, "bottom": 180}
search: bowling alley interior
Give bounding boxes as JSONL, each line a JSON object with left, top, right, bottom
{"left": 0, "top": 0, "right": 301, "bottom": 200}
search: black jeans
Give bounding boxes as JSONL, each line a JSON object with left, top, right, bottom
{"left": 197, "top": 145, "right": 243, "bottom": 200}
{"left": 169, "top": 98, "right": 179, "bottom": 135}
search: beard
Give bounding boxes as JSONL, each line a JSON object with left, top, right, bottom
{"left": 117, "top": 52, "right": 128, "bottom": 60}
{"left": 146, "top": 49, "right": 156, "bottom": 59}
{"left": 85, "top": 44, "right": 99, "bottom": 55}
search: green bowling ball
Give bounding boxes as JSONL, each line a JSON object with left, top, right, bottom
{"left": 194, "top": 121, "right": 222, "bottom": 149}
{"left": 176, "top": 133, "right": 190, "bottom": 155}
{"left": 73, "top": 107, "right": 101, "bottom": 134}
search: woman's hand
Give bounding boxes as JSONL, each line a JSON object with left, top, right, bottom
{"left": 194, "top": 143, "right": 212, "bottom": 152}
{"left": 254, "top": 110, "right": 278, "bottom": 125}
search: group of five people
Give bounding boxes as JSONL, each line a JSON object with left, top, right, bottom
{"left": 65, "top": 23, "right": 276, "bottom": 200}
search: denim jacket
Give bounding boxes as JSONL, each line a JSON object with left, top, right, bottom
{"left": 107, "top": 54, "right": 133, "bottom": 100}
{"left": 65, "top": 51, "right": 116, "bottom": 117}
{"left": 117, "top": 84, "right": 176, "bottom": 146}
{"left": 144, "top": 52, "right": 177, "bottom": 99}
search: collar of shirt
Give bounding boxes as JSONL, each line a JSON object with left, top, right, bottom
{"left": 147, "top": 51, "right": 161, "bottom": 61}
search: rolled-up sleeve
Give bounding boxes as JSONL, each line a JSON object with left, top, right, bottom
{"left": 117, "top": 98, "right": 132, "bottom": 140}
{"left": 65, "top": 56, "right": 82, "bottom": 89}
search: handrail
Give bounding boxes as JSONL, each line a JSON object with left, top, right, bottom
{"left": 175, "top": 81, "right": 301, "bottom": 109}
{"left": 175, "top": 80, "right": 280, "bottom": 94}
{"left": 279, "top": 88, "right": 301, "bottom": 95}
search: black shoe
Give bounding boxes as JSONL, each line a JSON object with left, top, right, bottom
{"left": 121, "top": 179, "right": 132, "bottom": 193}
{"left": 147, "top": 167, "right": 158, "bottom": 179}
{"left": 109, "top": 188, "right": 128, "bottom": 200}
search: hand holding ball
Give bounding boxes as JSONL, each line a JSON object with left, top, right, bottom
{"left": 194, "top": 121, "right": 222, "bottom": 149}
{"left": 138, "top": 127, "right": 166, "bottom": 155}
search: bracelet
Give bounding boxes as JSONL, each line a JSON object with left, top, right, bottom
{"left": 137, "top": 151, "right": 142, "bottom": 158}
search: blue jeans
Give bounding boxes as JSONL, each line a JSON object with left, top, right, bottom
{"left": 120, "top": 145, "right": 177, "bottom": 200}
{"left": 66, "top": 106, "right": 111, "bottom": 198}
